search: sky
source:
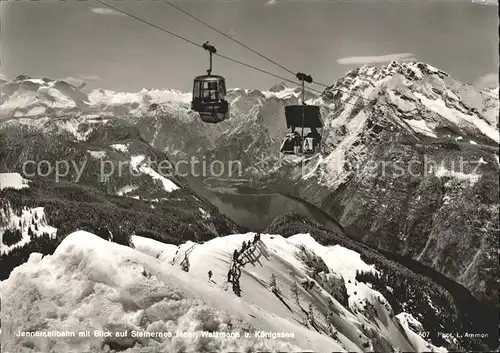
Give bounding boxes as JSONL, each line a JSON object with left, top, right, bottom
{"left": 1, "top": 0, "right": 498, "bottom": 93}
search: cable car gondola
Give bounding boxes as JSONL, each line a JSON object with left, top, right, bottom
{"left": 191, "top": 42, "right": 229, "bottom": 123}
{"left": 280, "top": 73, "right": 323, "bottom": 156}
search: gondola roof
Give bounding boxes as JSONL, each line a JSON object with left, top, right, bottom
{"left": 285, "top": 105, "right": 323, "bottom": 128}
{"left": 193, "top": 74, "right": 225, "bottom": 81}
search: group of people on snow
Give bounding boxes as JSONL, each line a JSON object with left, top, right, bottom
{"left": 232, "top": 233, "right": 260, "bottom": 265}
{"left": 208, "top": 233, "right": 261, "bottom": 284}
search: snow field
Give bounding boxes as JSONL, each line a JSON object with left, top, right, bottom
{"left": 2, "top": 230, "right": 447, "bottom": 352}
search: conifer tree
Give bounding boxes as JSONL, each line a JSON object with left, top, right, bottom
{"left": 308, "top": 303, "right": 315, "bottom": 323}
{"left": 269, "top": 273, "right": 277, "bottom": 293}
{"left": 291, "top": 281, "right": 300, "bottom": 304}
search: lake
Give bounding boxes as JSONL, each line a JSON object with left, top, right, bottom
{"left": 185, "top": 176, "right": 341, "bottom": 232}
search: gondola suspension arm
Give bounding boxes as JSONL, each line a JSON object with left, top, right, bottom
{"left": 296, "top": 72, "right": 313, "bottom": 105}
{"left": 295, "top": 72, "right": 313, "bottom": 149}
{"left": 203, "top": 41, "right": 217, "bottom": 75}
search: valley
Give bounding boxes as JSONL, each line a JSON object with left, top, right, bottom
{"left": 185, "top": 176, "right": 343, "bottom": 232}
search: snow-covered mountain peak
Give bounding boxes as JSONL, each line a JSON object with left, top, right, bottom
{"left": 87, "top": 87, "right": 192, "bottom": 117}
{"left": 324, "top": 61, "right": 449, "bottom": 102}
{"left": 1, "top": 75, "right": 90, "bottom": 117}
{"left": 88, "top": 87, "right": 192, "bottom": 106}
{"left": 318, "top": 60, "right": 498, "bottom": 149}
{"left": 0, "top": 75, "right": 196, "bottom": 118}
{"left": 269, "top": 81, "right": 289, "bottom": 92}
{"left": 363, "top": 61, "right": 445, "bottom": 80}
{"left": 481, "top": 85, "right": 499, "bottom": 97}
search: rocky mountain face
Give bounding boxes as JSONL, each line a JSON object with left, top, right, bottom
{"left": 135, "top": 62, "right": 499, "bottom": 310}
{"left": 1, "top": 64, "right": 498, "bottom": 312}
{"left": 266, "top": 213, "right": 498, "bottom": 351}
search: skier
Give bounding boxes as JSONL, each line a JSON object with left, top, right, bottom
{"left": 181, "top": 259, "right": 189, "bottom": 272}
{"left": 233, "top": 249, "right": 239, "bottom": 262}
{"left": 208, "top": 270, "right": 213, "bottom": 281}
{"left": 242, "top": 241, "right": 247, "bottom": 251}
{"left": 170, "top": 248, "right": 180, "bottom": 265}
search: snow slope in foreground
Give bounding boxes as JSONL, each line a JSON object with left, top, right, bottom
{"left": 1, "top": 231, "right": 446, "bottom": 353}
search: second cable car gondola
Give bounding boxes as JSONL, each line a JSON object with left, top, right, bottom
{"left": 191, "top": 42, "right": 229, "bottom": 123}
{"left": 280, "top": 73, "right": 323, "bottom": 156}
{"left": 280, "top": 104, "right": 323, "bottom": 155}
